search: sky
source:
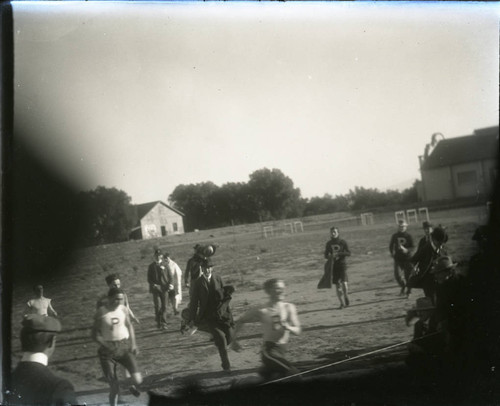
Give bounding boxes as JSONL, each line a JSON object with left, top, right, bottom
{"left": 12, "top": 1, "right": 500, "bottom": 205}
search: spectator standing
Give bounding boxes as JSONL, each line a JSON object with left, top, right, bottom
{"left": 147, "top": 249, "right": 173, "bottom": 330}
{"left": 163, "top": 253, "right": 183, "bottom": 316}
{"left": 430, "top": 256, "right": 469, "bottom": 373}
{"left": 405, "top": 297, "right": 444, "bottom": 383}
{"left": 184, "top": 244, "right": 205, "bottom": 299}
{"left": 410, "top": 226, "right": 448, "bottom": 301}
{"left": 416, "top": 221, "right": 433, "bottom": 253}
{"left": 7, "top": 315, "right": 77, "bottom": 406}
{"left": 389, "top": 219, "right": 414, "bottom": 297}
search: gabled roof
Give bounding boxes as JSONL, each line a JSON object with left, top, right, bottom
{"left": 134, "top": 201, "right": 184, "bottom": 220}
{"left": 421, "top": 126, "right": 498, "bottom": 170}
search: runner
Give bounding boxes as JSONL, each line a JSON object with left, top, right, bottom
{"left": 231, "top": 279, "right": 301, "bottom": 382}
{"left": 318, "top": 226, "right": 351, "bottom": 309}
{"left": 92, "top": 287, "right": 143, "bottom": 406}
{"left": 389, "top": 219, "right": 414, "bottom": 297}
{"left": 96, "top": 273, "right": 139, "bottom": 323}
{"left": 24, "top": 285, "right": 58, "bottom": 318}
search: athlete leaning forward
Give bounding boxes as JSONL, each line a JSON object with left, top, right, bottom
{"left": 231, "top": 278, "right": 302, "bottom": 385}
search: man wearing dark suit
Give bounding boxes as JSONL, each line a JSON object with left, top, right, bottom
{"left": 7, "top": 314, "right": 77, "bottom": 406}
{"left": 188, "top": 258, "right": 233, "bottom": 371}
{"left": 147, "top": 249, "right": 173, "bottom": 330}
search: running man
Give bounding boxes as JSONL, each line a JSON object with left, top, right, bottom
{"left": 96, "top": 273, "right": 139, "bottom": 323}
{"left": 324, "top": 226, "right": 351, "bottom": 309}
{"left": 24, "top": 285, "right": 58, "bottom": 318}
{"left": 231, "top": 279, "right": 301, "bottom": 382}
{"left": 92, "top": 287, "right": 143, "bottom": 406}
{"left": 389, "top": 219, "right": 414, "bottom": 297}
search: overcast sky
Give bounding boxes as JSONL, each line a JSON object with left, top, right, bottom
{"left": 13, "top": 1, "right": 499, "bottom": 205}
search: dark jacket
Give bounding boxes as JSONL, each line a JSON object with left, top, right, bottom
{"left": 324, "top": 238, "right": 351, "bottom": 265}
{"left": 147, "top": 262, "right": 172, "bottom": 293}
{"left": 189, "top": 273, "right": 225, "bottom": 324}
{"left": 389, "top": 231, "right": 414, "bottom": 261}
{"left": 184, "top": 255, "right": 204, "bottom": 284}
{"left": 8, "top": 361, "right": 77, "bottom": 406}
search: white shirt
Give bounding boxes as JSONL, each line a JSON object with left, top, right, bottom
{"left": 166, "top": 258, "right": 183, "bottom": 300}
{"left": 97, "top": 305, "right": 130, "bottom": 341}
{"left": 21, "top": 352, "right": 48, "bottom": 366}
{"left": 260, "top": 302, "right": 296, "bottom": 344}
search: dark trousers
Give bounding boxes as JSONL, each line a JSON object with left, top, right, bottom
{"left": 394, "top": 259, "right": 412, "bottom": 293}
{"left": 152, "top": 289, "right": 168, "bottom": 328}
{"left": 208, "top": 320, "right": 233, "bottom": 370}
{"left": 260, "top": 342, "right": 300, "bottom": 379}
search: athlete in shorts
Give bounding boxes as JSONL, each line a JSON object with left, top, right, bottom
{"left": 231, "top": 279, "right": 301, "bottom": 381}
{"left": 325, "top": 226, "right": 351, "bottom": 309}
{"left": 92, "top": 287, "right": 143, "bottom": 406}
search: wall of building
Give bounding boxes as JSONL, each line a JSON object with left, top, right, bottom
{"left": 451, "top": 162, "right": 481, "bottom": 198}
{"left": 451, "top": 159, "right": 497, "bottom": 199}
{"left": 422, "top": 158, "right": 497, "bottom": 201}
{"left": 481, "top": 158, "right": 498, "bottom": 197}
{"left": 421, "top": 167, "right": 454, "bottom": 201}
{"left": 140, "top": 203, "right": 184, "bottom": 239}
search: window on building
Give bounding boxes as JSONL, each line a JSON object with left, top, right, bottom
{"left": 173, "top": 222, "right": 178, "bottom": 232}
{"left": 457, "top": 170, "right": 477, "bottom": 185}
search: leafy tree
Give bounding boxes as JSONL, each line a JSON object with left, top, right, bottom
{"left": 78, "top": 186, "right": 136, "bottom": 245}
{"left": 211, "top": 182, "right": 256, "bottom": 226}
{"left": 303, "top": 194, "right": 349, "bottom": 216}
{"left": 247, "top": 168, "right": 303, "bottom": 221}
{"left": 168, "top": 182, "right": 219, "bottom": 231}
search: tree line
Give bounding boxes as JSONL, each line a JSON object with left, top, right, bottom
{"left": 76, "top": 168, "right": 419, "bottom": 246}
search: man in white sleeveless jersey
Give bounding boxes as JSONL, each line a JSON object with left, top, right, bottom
{"left": 92, "top": 287, "right": 143, "bottom": 406}
{"left": 231, "top": 279, "right": 301, "bottom": 381}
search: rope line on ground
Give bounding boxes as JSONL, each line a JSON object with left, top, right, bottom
{"left": 259, "top": 332, "right": 440, "bottom": 386}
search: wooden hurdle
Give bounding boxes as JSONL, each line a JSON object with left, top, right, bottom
{"left": 394, "top": 211, "right": 406, "bottom": 224}
{"left": 406, "top": 209, "right": 418, "bottom": 224}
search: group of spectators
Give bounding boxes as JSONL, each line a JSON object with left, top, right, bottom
{"left": 391, "top": 220, "right": 491, "bottom": 390}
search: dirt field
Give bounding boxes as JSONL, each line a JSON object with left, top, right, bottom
{"left": 9, "top": 206, "right": 492, "bottom": 405}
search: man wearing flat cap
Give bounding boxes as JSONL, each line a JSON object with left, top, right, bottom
{"left": 7, "top": 315, "right": 77, "bottom": 405}
{"left": 188, "top": 258, "right": 234, "bottom": 371}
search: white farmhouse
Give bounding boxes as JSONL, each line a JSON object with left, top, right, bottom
{"left": 130, "top": 201, "right": 184, "bottom": 240}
